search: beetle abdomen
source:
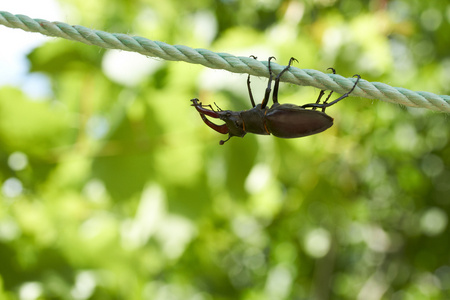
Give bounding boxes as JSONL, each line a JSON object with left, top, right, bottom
{"left": 265, "top": 104, "right": 333, "bottom": 138}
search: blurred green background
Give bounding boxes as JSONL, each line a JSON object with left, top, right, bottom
{"left": 1, "top": 0, "right": 450, "bottom": 299}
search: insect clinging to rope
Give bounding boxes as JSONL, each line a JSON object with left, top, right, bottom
{"left": 191, "top": 56, "right": 360, "bottom": 145}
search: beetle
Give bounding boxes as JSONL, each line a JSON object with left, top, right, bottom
{"left": 191, "top": 56, "right": 361, "bottom": 145}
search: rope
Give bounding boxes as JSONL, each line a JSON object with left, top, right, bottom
{"left": 1, "top": 11, "right": 450, "bottom": 112}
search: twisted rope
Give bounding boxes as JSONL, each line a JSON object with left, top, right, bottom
{"left": 1, "top": 11, "right": 450, "bottom": 112}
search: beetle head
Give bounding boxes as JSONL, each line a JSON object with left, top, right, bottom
{"left": 191, "top": 99, "right": 246, "bottom": 145}
{"left": 217, "top": 110, "right": 246, "bottom": 144}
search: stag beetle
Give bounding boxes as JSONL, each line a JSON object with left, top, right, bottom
{"left": 191, "top": 56, "right": 361, "bottom": 145}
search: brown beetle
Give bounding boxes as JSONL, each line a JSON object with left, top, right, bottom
{"left": 191, "top": 57, "right": 360, "bottom": 145}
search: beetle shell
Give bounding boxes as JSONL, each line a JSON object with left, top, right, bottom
{"left": 265, "top": 104, "right": 333, "bottom": 138}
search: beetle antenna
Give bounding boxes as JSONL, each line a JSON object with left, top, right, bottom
{"left": 202, "top": 104, "right": 216, "bottom": 111}
{"left": 214, "top": 102, "right": 223, "bottom": 111}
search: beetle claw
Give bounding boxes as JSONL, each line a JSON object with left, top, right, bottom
{"left": 289, "top": 57, "right": 298, "bottom": 65}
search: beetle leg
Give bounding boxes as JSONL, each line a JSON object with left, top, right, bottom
{"left": 320, "top": 74, "right": 360, "bottom": 108}
{"left": 313, "top": 90, "right": 326, "bottom": 111}
{"left": 247, "top": 55, "right": 258, "bottom": 108}
{"left": 302, "top": 74, "right": 361, "bottom": 110}
{"left": 312, "top": 68, "right": 336, "bottom": 112}
{"left": 261, "top": 56, "right": 276, "bottom": 109}
{"left": 247, "top": 76, "right": 256, "bottom": 107}
{"left": 321, "top": 91, "right": 334, "bottom": 112}
{"left": 320, "top": 68, "right": 337, "bottom": 112}
{"left": 273, "top": 57, "right": 298, "bottom": 105}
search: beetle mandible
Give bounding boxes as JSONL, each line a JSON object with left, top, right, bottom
{"left": 191, "top": 56, "right": 361, "bottom": 145}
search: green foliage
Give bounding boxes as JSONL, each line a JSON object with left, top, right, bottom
{"left": 1, "top": 0, "right": 450, "bottom": 299}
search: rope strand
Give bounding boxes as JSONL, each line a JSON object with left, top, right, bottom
{"left": 1, "top": 11, "right": 450, "bottom": 112}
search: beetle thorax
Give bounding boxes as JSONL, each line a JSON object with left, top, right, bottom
{"left": 239, "top": 105, "right": 270, "bottom": 135}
